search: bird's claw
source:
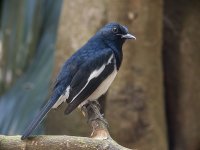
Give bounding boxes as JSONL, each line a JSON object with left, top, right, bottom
{"left": 87, "top": 101, "right": 109, "bottom": 127}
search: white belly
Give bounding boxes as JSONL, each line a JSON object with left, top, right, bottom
{"left": 79, "top": 68, "right": 117, "bottom": 107}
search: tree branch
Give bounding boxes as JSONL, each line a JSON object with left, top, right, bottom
{"left": 0, "top": 101, "right": 134, "bottom": 150}
{"left": 0, "top": 135, "right": 133, "bottom": 150}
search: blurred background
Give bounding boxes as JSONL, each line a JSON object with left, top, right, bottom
{"left": 0, "top": 0, "right": 200, "bottom": 150}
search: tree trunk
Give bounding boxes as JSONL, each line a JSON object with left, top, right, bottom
{"left": 105, "top": 0, "right": 168, "bottom": 149}
{"left": 46, "top": 0, "right": 168, "bottom": 150}
{"left": 163, "top": 0, "right": 200, "bottom": 149}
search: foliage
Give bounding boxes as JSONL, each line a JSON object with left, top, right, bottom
{"left": 0, "top": 0, "right": 63, "bottom": 134}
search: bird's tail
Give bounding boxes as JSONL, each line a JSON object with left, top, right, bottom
{"left": 21, "top": 100, "right": 55, "bottom": 140}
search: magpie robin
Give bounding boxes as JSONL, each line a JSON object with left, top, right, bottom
{"left": 21, "top": 22, "right": 136, "bottom": 140}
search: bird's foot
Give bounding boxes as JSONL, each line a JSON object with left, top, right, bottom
{"left": 94, "top": 113, "right": 109, "bottom": 128}
{"left": 81, "top": 100, "right": 110, "bottom": 139}
{"left": 87, "top": 101, "right": 109, "bottom": 127}
{"left": 81, "top": 105, "right": 88, "bottom": 118}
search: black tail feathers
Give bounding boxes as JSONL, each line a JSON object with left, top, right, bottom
{"left": 21, "top": 100, "right": 55, "bottom": 140}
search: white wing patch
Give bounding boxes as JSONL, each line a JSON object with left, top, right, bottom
{"left": 52, "top": 86, "right": 70, "bottom": 108}
{"left": 87, "top": 66, "right": 117, "bottom": 100}
{"left": 79, "top": 66, "right": 117, "bottom": 108}
{"left": 70, "top": 64, "right": 105, "bottom": 103}
{"left": 70, "top": 54, "right": 114, "bottom": 104}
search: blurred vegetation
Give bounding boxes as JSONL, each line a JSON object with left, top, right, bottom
{"left": 0, "top": 0, "right": 62, "bottom": 134}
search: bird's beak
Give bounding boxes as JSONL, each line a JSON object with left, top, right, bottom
{"left": 122, "top": 34, "right": 136, "bottom": 40}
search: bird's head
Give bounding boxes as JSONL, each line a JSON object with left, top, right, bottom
{"left": 98, "top": 22, "right": 136, "bottom": 50}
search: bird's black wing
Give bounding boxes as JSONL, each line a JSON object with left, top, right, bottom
{"left": 65, "top": 49, "right": 116, "bottom": 114}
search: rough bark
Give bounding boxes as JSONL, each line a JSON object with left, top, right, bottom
{"left": 0, "top": 135, "right": 133, "bottom": 150}
{"left": 105, "top": 0, "right": 168, "bottom": 150}
{"left": 163, "top": 0, "right": 200, "bottom": 149}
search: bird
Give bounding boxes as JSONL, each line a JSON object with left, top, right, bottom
{"left": 21, "top": 22, "right": 136, "bottom": 140}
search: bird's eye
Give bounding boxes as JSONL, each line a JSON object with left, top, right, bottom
{"left": 112, "top": 27, "right": 118, "bottom": 33}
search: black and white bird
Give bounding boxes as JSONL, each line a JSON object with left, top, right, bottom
{"left": 21, "top": 22, "right": 136, "bottom": 140}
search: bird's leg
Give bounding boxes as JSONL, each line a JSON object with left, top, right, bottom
{"left": 81, "top": 100, "right": 110, "bottom": 139}
{"left": 88, "top": 101, "right": 108, "bottom": 127}
{"left": 80, "top": 101, "right": 102, "bottom": 123}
